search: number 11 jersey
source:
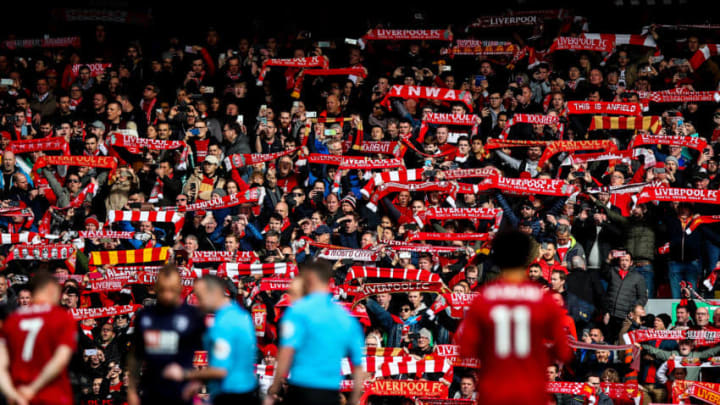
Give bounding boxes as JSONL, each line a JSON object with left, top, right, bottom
{"left": 458, "top": 280, "right": 573, "bottom": 405}
{"left": 0, "top": 304, "right": 77, "bottom": 405}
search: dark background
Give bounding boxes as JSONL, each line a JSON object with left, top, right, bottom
{"left": 1, "top": 0, "right": 715, "bottom": 44}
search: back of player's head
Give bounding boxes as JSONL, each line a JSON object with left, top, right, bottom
{"left": 199, "top": 275, "right": 225, "bottom": 294}
{"left": 491, "top": 230, "right": 536, "bottom": 270}
{"left": 300, "top": 258, "right": 333, "bottom": 284}
{"left": 29, "top": 271, "right": 60, "bottom": 297}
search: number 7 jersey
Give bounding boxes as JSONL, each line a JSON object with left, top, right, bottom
{"left": 0, "top": 304, "right": 77, "bottom": 405}
{"left": 458, "top": 280, "right": 573, "bottom": 405}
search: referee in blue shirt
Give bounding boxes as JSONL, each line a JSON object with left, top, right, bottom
{"left": 265, "top": 258, "right": 365, "bottom": 405}
{"left": 163, "top": 275, "right": 258, "bottom": 405}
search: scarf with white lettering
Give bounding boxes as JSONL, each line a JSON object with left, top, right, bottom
{"left": 567, "top": 101, "right": 643, "bottom": 116}
{"left": 32, "top": 155, "right": 118, "bottom": 178}
{"left": 107, "top": 133, "right": 186, "bottom": 152}
{"left": 257, "top": 56, "right": 328, "bottom": 83}
{"left": 444, "top": 40, "right": 519, "bottom": 57}
{"left": 6, "top": 243, "right": 75, "bottom": 261}
{"left": 367, "top": 181, "right": 485, "bottom": 213}
{"left": 351, "top": 281, "right": 449, "bottom": 307}
{"left": 291, "top": 67, "right": 368, "bottom": 98}
{"left": 636, "top": 187, "right": 720, "bottom": 205}
{"left": 406, "top": 231, "right": 491, "bottom": 242}
{"left": 69, "top": 304, "right": 142, "bottom": 321}
{"left": 78, "top": 230, "right": 136, "bottom": 239}
{"left": 419, "top": 112, "right": 481, "bottom": 140}
{"left": 500, "top": 114, "right": 560, "bottom": 139}
{"left": 624, "top": 328, "right": 720, "bottom": 346}
{"left": 538, "top": 139, "right": 619, "bottom": 168}
{"left": 2, "top": 36, "right": 81, "bottom": 49}
{"left": 224, "top": 147, "right": 300, "bottom": 170}
{"left": 682, "top": 380, "right": 720, "bottom": 404}
{"left": 484, "top": 138, "right": 550, "bottom": 149}
{"left": 630, "top": 133, "right": 707, "bottom": 153}
{"left": 172, "top": 188, "right": 264, "bottom": 212}
{"left": 189, "top": 250, "right": 259, "bottom": 264}
{"left": 637, "top": 88, "right": 720, "bottom": 103}
{"left": 8, "top": 137, "right": 70, "bottom": 155}
{"left": 380, "top": 85, "right": 474, "bottom": 112}
{"left": 549, "top": 36, "right": 614, "bottom": 52}
{"left": 360, "top": 29, "right": 452, "bottom": 49}
{"left": 484, "top": 175, "right": 577, "bottom": 196}
{"left": 377, "top": 239, "right": 464, "bottom": 254}
{"left": 319, "top": 248, "right": 378, "bottom": 262}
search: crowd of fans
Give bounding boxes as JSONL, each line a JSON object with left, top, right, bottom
{"left": 3, "top": 8, "right": 720, "bottom": 405}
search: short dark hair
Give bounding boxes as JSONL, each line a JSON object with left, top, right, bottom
{"left": 29, "top": 271, "right": 59, "bottom": 294}
{"left": 199, "top": 275, "right": 225, "bottom": 293}
{"left": 300, "top": 258, "right": 333, "bottom": 283}
{"left": 491, "top": 230, "right": 536, "bottom": 269}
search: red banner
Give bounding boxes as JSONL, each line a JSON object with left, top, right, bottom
{"left": 9, "top": 137, "right": 69, "bottom": 154}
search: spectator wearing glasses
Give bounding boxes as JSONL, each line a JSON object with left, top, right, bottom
{"left": 365, "top": 296, "right": 432, "bottom": 348}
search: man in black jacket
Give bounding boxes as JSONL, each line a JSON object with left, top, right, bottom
{"left": 601, "top": 250, "right": 648, "bottom": 341}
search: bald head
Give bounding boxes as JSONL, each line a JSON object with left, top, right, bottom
{"left": 2, "top": 151, "right": 15, "bottom": 173}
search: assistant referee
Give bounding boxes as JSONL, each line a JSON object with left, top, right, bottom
{"left": 265, "top": 258, "right": 365, "bottom": 405}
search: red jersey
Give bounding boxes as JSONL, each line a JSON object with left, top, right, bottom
{"left": 0, "top": 304, "right": 77, "bottom": 405}
{"left": 458, "top": 280, "right": 573, "bottom": 405}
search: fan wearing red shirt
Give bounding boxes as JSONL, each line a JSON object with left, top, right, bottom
{"left": 0, "top": 273, "right": 77, "bottom": 405}
{"left": 458, "top": 230, "right": 574, "bottom": 405}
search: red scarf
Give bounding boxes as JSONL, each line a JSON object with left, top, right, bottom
{"left": 258, "top": 56, "right": 328, "bottom": 83}
{"left": 8, "top": 137, "right": 69, "bottom": 155}
{"left": 500, "top": 114, "right": 560, "bottom": 139}
{"left": 549, "top": 36, "right": 614, "bottom": 52}
{"left": 361, "top": 28, "right": 452, "bottom": 42}
{"left": 631, "top": 133, "right": 707, "bottom": 153}
{"left": 690, "top": 44, "right": 720, "bottom": 70}
{"left": 68, "top": 304, "right": 142, "bottom": 321}
{"left": 380, "top": 85, "right": 473, "bottom": 112}
{"left": 32, "top": 155, "right": 117, "bottom": 178}
{"left": 89, "top": 247, "right": 170, "bottom": 266}
{"left": 345, "top": 266, "right": 441, "bottom": 283}
{"left": 636, "top": 187, "right": 720, "bottom": 205}
{"left": 567, "top": 101, "right": 643, "bottom": 116}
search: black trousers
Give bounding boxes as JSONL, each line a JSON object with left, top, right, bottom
{"left": 285, "top": 384, "right": 340, "bottom": 405}
{"left": 214, "top": 391, "right": 259, "bottom": 405}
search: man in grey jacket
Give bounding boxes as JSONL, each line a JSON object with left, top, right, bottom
{"left": 602, "top": 250, "right": 648, "bottom": 341}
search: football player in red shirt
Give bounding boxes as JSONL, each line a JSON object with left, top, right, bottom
{"left": 458, "top": 230, "right": 574, "bottom": 405}
{"left": 0, "top": 273, "right": 77, "bottom": 405}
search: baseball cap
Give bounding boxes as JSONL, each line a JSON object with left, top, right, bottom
{"left": 90, "top": 121, "right": 105, "bottom": 131}
{"left": 314, "top": 225, "right": 332, "bottom": 235}
{"left": 204, "top": 155, "right": 219, "bottom": 165}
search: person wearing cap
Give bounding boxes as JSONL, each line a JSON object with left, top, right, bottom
{"left": 268, "top": 259, "right": 364, "bottom": 405}
{"left": 495, "top": 194, "right": 541, "bottom": 238}
{"left": 408, "top": 328, "right": 434, "bottom": 359}
{"left": 183, "top": 154, "right": 225, "bottom": 202}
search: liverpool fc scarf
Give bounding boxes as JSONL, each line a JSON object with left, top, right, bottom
{"left": 635, "top": 187, "right": 720, "bottom": 205}
{"left": 257, "top": 56, "right": 328, "bottom": 83}
{"left": 8, "top": 137, "right": 69, "bottom": 155}
{"left": 107, "top": 133, "right": 186, "bottom": 151}
{"left": 32, "top": 155, "right": 117, "bottom": 177}
{"left": 69, "top": 304, "right": 142, "bottom": 321}
{"left": 538, "top": 139, "right": 618, "bottom": 167}
{"left": 380, "top": 85, "right": 474, "bottom": 111}
{"left": 224, "top": 148, "right": 300, "bottom": 170}
{"left": 630, "top": 133, "right": 707, "bottom": 153}
{"left": 174, "top": 188, "right": 264, "bottom": 211}
{"left": 406, "top": 231, "right": 491, "bottom": 242}
{"left": 549, "top": 36, "right": 614, "bottom": 52}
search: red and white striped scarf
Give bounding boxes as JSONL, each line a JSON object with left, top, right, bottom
{"left": 205, "top": 262, "right": 298, "bottom": 278}
{"left": 106, "top": 210, "right": 184, "bottom": 235}
{"left": 690, "top": 44, "right": 720, "bottom": 70}
{"left": 346, "top": 266, "right": 442, "bottom": 283}
{"left": 0, "top": 232, "right": 39, "bottom": 245}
